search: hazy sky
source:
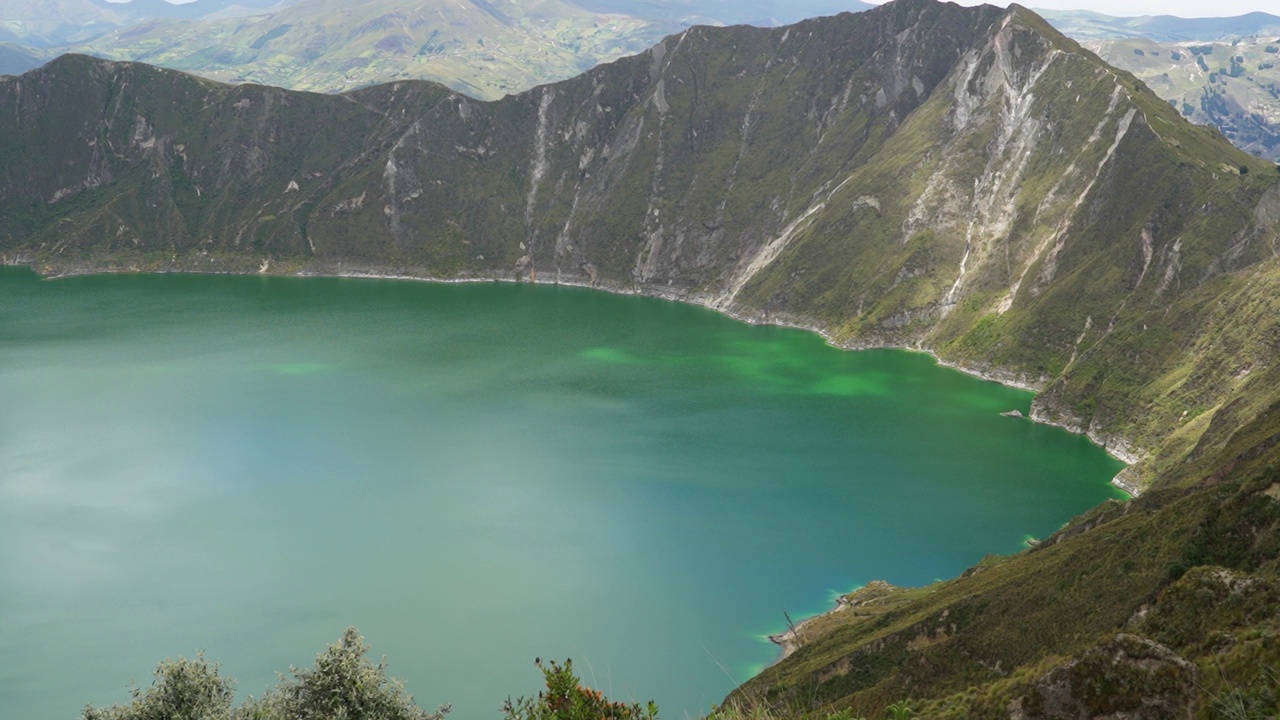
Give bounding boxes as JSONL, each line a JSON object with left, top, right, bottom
{"left": 119, "top": 0, "right": 1280, "bottom": 16}
{"left": 865, "top": 0, "right": 1279, "bottom": 17}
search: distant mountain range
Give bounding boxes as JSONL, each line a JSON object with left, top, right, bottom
{"left": 0, "top": 43, "right": 46, "bottom": 75}
{"left": 1, "top": 0, "right": 875, "bottom": 49}
{"left": 0, "top": 0, "right": 300, "bottom": 47}
{"left": 0, "top": 0, "right": 874, "bottom": 98}
{"left": 1039, "top": 8, "right": 1280, "bottom": 42}
{"left": 572, "top": 0, "right": 875, "bottom": 26}
{"left": 2, "top": 1, "right": 1279, "bottom": 156}
{"left": 65, "top": 0, "right": 679, "bottom": 98}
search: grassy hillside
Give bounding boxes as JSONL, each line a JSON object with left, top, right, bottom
{"left": 729, "top": 427, "right": 1280, "bottom": 718}
{"left": 4, "top": 0, "right": 1280, "bottom": 715}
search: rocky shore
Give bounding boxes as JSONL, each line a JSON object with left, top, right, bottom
{"left": 768, "top": 581, "right": 900, "bottom": 660}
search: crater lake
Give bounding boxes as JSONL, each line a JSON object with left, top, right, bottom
{"left": 0, "top": 267, "right": 1125, "bottom": 718}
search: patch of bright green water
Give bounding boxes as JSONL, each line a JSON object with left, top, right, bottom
{"left": 0, "top": 268, "right": 1125, "bottom": 719}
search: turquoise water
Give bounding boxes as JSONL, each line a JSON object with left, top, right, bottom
{"left": 0, "top": 268, "right": 1125, "bottom": 719}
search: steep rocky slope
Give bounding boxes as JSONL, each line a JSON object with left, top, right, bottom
{"left": 4, "top": 1, "right": 1280, "bottom": 713}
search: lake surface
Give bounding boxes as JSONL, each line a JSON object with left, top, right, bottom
{"left": 0, "top": 267, "right": 1125, "bottom": 719}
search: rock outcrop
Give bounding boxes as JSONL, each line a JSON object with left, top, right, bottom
{"left": 1009, "top": 634, "right": 1197, "bottom": 720}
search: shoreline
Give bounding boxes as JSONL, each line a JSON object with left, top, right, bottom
{"left": 766, "top": 581, "right": 900, "bottom": 660}
{"left": 3, "top": 257, "right": 1139, "bottom": 495}
{"left": 323, "top": 268, "right": 1143, "bottom": 496}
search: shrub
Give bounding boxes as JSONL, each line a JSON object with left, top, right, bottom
{"left": 502, "top": 659, "right": 659, "bottom": 720}
{"left": 1210, "top": 668, "right": 1278, "bottom": 720}
{"left": 246, "top": 628, "right": 449, "bottom": 720}
{"left": 82, "top": 628, "right": 449, "bottom": 720}
{"left": 884, "top": 701, "right": 913, "bottom": 720}
{"left": 82, "top": 655, "right": 233, "bottom": 720}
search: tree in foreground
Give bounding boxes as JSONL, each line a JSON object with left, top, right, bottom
{"left": 82, "top": 628, "right": 449, "bottom": 720}
{"left": 82, "top": 653, "right": 234, "bottom": 720}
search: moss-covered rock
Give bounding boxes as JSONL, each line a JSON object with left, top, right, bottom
{"left": 1011, "top": 634, "right": 1196, "bottom": 720}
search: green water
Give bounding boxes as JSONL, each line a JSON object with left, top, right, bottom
{"left": 0, "top": 267, "right": 1125, "bottom": 719}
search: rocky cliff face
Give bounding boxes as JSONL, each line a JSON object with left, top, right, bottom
{"left": 3, "top": 0, "right": 1280, "bottom": 488}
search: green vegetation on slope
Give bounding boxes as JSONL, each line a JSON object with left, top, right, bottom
{"left": 728, "top": 399, "right": 1280, "bottom": 719}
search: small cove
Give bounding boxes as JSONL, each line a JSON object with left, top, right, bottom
{"left": 0, "top": 267, "right": 1126, "bottom": 718}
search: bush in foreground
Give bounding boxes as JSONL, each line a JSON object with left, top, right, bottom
{"left": 85, "top": 630, "right": 941, "bottom": 720}
{"left": 502, "top": 659, "right": 658, "bottom": 720}
{"left": 83, "top": 628, "right": 449, "bottom": 720}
